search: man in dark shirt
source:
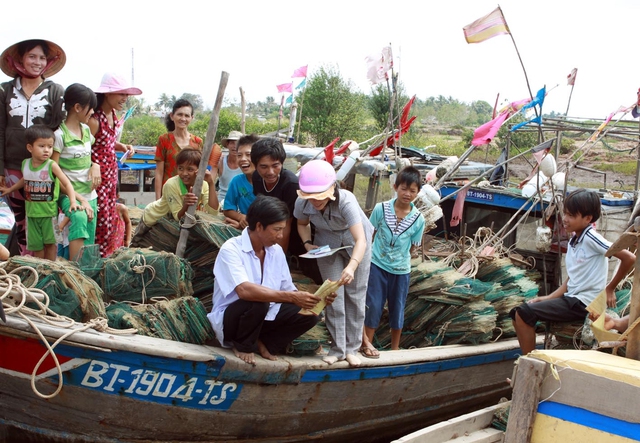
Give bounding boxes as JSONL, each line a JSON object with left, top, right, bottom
{"left": 251, "top": 138, "right": 322, "bottom": 284}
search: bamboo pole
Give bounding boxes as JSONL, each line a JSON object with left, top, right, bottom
{"left": 175, "top": 71, "right": 229, "bottom": 258}
{"left": 239, "top": 87, "right": 246, "bottom": 134}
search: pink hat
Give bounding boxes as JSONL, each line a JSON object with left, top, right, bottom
{"left": 94, "top": 73, "right": 142, "bottom": 95}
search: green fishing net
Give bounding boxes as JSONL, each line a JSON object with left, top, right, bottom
{"left": 106, "top": 296, "right": 214, "bottom": 344}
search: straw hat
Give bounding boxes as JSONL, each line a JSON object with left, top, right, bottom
{"left": 94, "top": 73, "right": 142, "bottom": 95}
{"left": 221, "top": 131, "right": 243, "bottom": 148}
{"left": 0, "top": 39, "right": 66, "bottom": 78}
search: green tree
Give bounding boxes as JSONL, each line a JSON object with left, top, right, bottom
{"left": 156, "top": 93, "right": 171, "bottom": 112}
{"left": 299, "top": 66, "right": 368, "bottom": 146}
{"left": 367, "top": 82, "right": 410, "bottom": 131}
{"left": 121, "top": 115, "right": 166, "bottom": 146}
{"left": 179, "top": 93, "right": 204, "bottom": 113}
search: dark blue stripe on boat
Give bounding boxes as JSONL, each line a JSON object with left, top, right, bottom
{"left": 538, "top": 401, "right": 640, "bottom": 440}
{"left": 301, "top": 348, "right": 520, "bottom": 382}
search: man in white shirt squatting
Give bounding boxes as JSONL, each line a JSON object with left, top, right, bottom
{"left": 208, "top": 195, "right": 336, "bottom": 365}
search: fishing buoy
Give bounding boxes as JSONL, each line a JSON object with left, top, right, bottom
{"left": 540, "top": 154, "right": 557, "bottom": 177}
{"left": 552, "top": 172, "right": 566, "bottom": 190}
{"left": 336, "top": 151, "right": 361, "bottom": 181}
{"left": 535, "top": 225, "right": 552, "bottom": 252}
{"left": 522, "top": 183, "right": 537, "bottom": 198}
{"left": 417, "top": 184, "right": 440, "bottom": 209}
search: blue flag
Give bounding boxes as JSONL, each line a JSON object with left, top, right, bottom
{"left": 510, "top": 87, "right": 546, "bottom": 132}
{"left": 285, "top": 94, "right": 293, "bottom": 105}
{"left": 295, "top": 78, "right": 306, "bottom": 89}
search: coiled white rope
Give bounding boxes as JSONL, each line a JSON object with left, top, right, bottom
{"left": 0, "top": 264, "right": 136, "bottom": 399}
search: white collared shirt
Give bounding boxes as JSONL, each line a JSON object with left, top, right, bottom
{"left": 565, "top": 225, "right": 611, "bottom": 306}
{"left": 207, "top": 228, "right": 296, "bottom": 347}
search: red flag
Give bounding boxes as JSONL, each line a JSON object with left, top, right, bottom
{"left": 369, "top": 116, "right": 416, "bottom": 157}
{"left": 276, "top": 83, "right": 293, "bottom": 93}
{"left": 335, "top": 141, "right": 352, "bottom": 156}
{"left": 291, "top": 65, "right": 308, "bottom": 78}
{"left": 401, "top": 95, "right": 416, "bottom": 126}
{"left": 567, "top": 68, "right": 578, "bottom": 86}
{"left": 323, "top": 137, "right": 340, "bottom": 164}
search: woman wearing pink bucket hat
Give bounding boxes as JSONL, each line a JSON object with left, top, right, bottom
{"left": 88, "top": 73, "right": 142, "bottom": 257}
{"left": 293, "top": 160, "right": 374, "bottom": 367}
{"left": 0, "top": 38, "right": 66, "bottom": 256}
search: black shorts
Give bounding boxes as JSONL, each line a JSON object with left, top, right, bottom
{"left": 509, "top": 296, "right": 587, "bottom": 327}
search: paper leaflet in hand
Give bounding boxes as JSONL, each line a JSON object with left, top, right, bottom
{"left": 299, "top": 279, "right": 343, "bottom": 316}
{"left": 119, "top": 149, "right": 132, "bottom": 165}
{"left": 299, "top": 245, "right": 352, "bottom": 259}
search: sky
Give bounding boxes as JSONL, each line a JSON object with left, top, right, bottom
{"left": 1, "top": 0, "right": 638, "bottom": 121}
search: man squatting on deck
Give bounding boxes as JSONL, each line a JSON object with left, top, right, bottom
{"left": 207, "top": 195, "right": 337, "bottom": 365}
{"left": 510, "top": 189, "right": 635, "bottom": 355}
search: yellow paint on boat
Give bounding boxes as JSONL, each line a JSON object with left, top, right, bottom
{"left": 531, "top": 413, "right": 637, "bottom": 443}
{"left": 529, "top": 349, "right": 640, "bottom": 387}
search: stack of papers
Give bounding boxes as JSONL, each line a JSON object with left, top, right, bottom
{"left": 299, "top": 245, "right": 352, "bottom": 259}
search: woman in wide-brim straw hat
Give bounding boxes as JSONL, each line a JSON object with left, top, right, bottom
{"left": 88, "top": 72, "right": 142, "bottom": 258}
{"left": 0, "top": 38, "right": 66, "bottom": 256}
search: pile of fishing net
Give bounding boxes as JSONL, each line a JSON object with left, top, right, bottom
{"left": 373, "top": 260, "right": 498, "bottom": 348}
{"left": 130, "top": 213, "right": 241, "bottom": 307}
{"left": 1, "top": 255, "right": 105, "bottom": 322}
{"left": 105, "top": 296, "right": 214, "bottom": 344}
{"left": 475, "top": 257, "right": 540, "bottom": 338}
{"left": 77, "top": 245, "right": 194, "bottom": 304}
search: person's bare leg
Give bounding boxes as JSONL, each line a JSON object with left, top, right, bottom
{"left": 257, "top": 340, "right": 277, "bottom": 361}
{"left": 233, "top": 348, "right": 256, "bottom": 365}
{"left": 360, "top": 327, "right": 380, "bottom": 357}
{"left": 605, "top": 314, "right": 629, "bottom": 333}
{"left": 33, "top": 249, "right": 45, "bottom": 259}
{"left": 44, "top": 244, "right": 56, "bottom": 261}
{"left": 390, "top": 328, "right": 402, "bottom": 350}
{"left": 68, "top": 238, "right": 84, "bottom": 261}
{"left": 513, "top": 312, "right": 536, "bottom": 355}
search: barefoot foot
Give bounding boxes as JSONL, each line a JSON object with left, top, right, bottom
{"left": 323, "top": 355, "right": 339, "bottom": 365}
{"left": 233, "top": 348, "right": 256, "bottom": 365}
{"left": 346, "top": 354, "right": 361, "bottom": 367}
{"left": 257, "top": 340, "right": 278, "bottom": 361}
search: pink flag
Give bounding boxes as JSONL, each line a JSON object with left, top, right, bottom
{"left": 463, "top": 7, "right": 510, "bottom": 44}
{"left": 276, "top": 83, "right": 293, "bottom": 93}
{"left": 365, "top": 46, "right": 392, "bottom": 85}
{"left": 292, "top": 65, "right": 308, "bottom": 78}
{"left": 567, "top": 68, "right": 577, "bottom": 86}
{"left": 472, "top": 111, "right": 510, "bottom": 146}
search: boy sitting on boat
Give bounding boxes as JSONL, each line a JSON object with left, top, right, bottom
{"left": 510, "top": 189, "right": 635, "bottom": 355}
{"left": 135, "top": 149, "right": 239, "bottom": 234}
{"left": 207, "top": 195, "right": 337, "bottom": 365}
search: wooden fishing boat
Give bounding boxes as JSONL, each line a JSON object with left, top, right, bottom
{"left": 0, "top": 311, "right": 530, "bottom": 443}
{"left": 396, "top": 349, "right": 640, "bottom": 443}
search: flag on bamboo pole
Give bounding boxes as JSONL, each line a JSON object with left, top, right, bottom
{"left": 471, "top": 96, "right": 531, "bottom": 146}
{"left": 296, "top": 78, "right": 307, "bottom": 89}
{"left": 323, "top": 137, "right": 340, "bottom": 164}
{"left": 292, "top": 65, "right": 308, "bottom": 78}
{"left": 365, "top": 46, "right": 392, "bottom": 85}
{"left": 567, "top": 68, "right": 578, "bottom": 86}
{"left": 285, "top": 94, "right": 293, "bottom": 105}
{"left": 463, "top": 7, "right": 510, "bottom": 44}
{"left": 510, "top": 87, "right": 546, "bottom": 132}
{"left": 277, "top": 83, "right": 293, "bottom": 93}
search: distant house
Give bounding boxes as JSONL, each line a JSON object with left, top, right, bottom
{"left": 150, "top": 110, "right": 166, "bottom": 118}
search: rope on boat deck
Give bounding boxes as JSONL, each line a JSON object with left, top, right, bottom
{"left": 127, "top": 253, "right": 157, "bottom": 304}
{"left": 0, "top": 264, "right": 137, "bottom": 399}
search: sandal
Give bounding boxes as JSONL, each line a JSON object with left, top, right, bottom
{"left": 359, "top": 346, "right": 380, "bottom": 359}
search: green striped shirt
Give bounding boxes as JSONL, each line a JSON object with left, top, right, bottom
{"left": 53, "top": 122, "right": 97, "bottom": 200}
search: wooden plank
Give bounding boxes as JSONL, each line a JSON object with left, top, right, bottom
{"left": 538, "top": 365, "right": 640, "bottom": 424}
{"left": 392, "top": 403, "right": 507, "bottom": 443}
{"left": 606, "top": 232, "right": 637, "bottom": 257}
{"left": 628, "top": 255, "right": 640, "bottom": 360}
{"left": 504, "top": 356, "right": 547, "bottom": 443}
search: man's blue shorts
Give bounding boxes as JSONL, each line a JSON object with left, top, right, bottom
{"left": 509, "top": 296, "right": 587, "bottom": 327}
{"left": 365, "top": 263, "right": 410, "bottom": 330}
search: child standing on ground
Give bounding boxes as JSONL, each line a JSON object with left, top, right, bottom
{"left": 510, "top": 188, "right": 635, "bottom": 355}
{"left": 53, "top": 83, "right": 100, "bottom": 261}
{"left": 0, "top": 125, "right": 80, "bottom": 260}
{"left": 362, "top": 166, "right": 426, "bottom": 356}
